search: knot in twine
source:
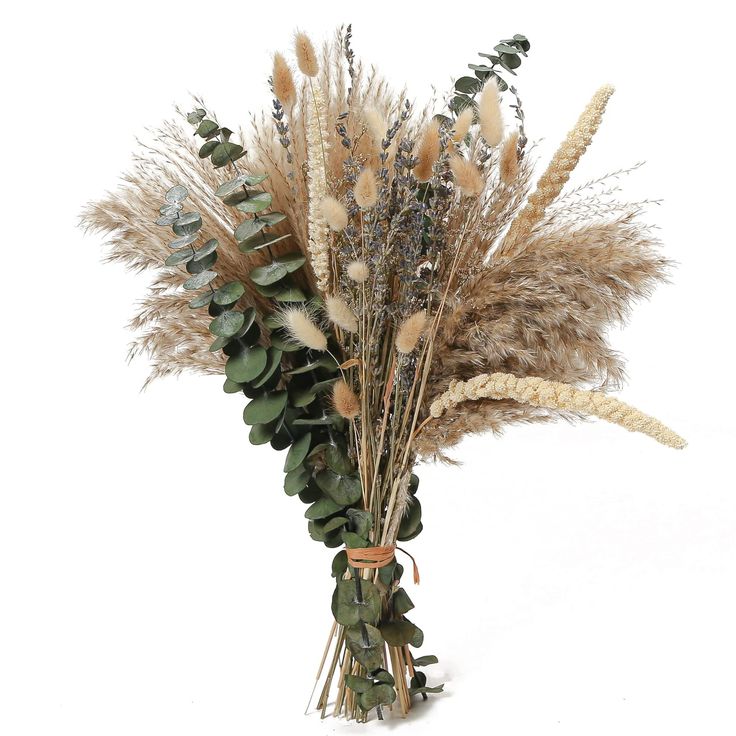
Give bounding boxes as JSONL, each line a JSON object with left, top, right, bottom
{"left": 345, "top": 545, "right": 420, "bottom": 585}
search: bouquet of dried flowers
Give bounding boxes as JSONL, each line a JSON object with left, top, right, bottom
{"left": 82, "top": 27, "right": 684, "bottom": 722}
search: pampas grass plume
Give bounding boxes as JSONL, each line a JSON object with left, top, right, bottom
{"left": 347, "top": 260, "right": 369, "bottom": 283}
{"left": 396, "top": 310, "right": 427, "bottom": 354}
{"left": 449, "top": 156, "right": 484, "bottom": 197}
{"left": 272, "top": 52, "right": 296, "bottom": 106}
{"left": 333, "top": 379, "right": 360, "bottom": 419}
{"left": 499, "top": 131, "right": 520, "bottom": 184}
{"left": 326, "top": 295, "right": 358, "bottom": 332}
{"left": 281, "top": 307, "right": 327, "bottom": 351}
{"left": 354, "top": 168, "right": 378, "bottom": 209}
{"left": 320, "top": 196, "right": 348, "bottom": 231}
{"left": 364, "top": 106, "right": 387, "bottom": 149}
{"left": 414, "top": 121, "right": 441, "bottom": 182}
{"left": 294, "top": 31, "right": 318, "bottom": 77}
{"left": 479, "top": 79, "right": 503, "bottom": 146}
{"left": 452, "top": 107, "right": 474, "bottom": 143}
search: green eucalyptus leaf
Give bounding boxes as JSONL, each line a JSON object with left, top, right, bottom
{"left": 323, "top": 516, "right": 348, "bottom": 534}
{"left": 169, "top": 233, "right": 198, "bottom": 249}
{"left": 494, "top": 42, "right": 519, "bottom": 55}
{"left": 285, "top": 355, "right": 339, "bottom": 375}
{"left": 346, "top": 509, "right": 373, "bottom": 538}
{"left": 239, "top": 232, "right": 292, "bottom": 253}
{"left": 209, "top": 310, "right": 244, "bottom": 338}
{"left": 397, "top": 497, "right": 422, "bottom": 541}
{"left": 165, "top": 185, "right": 188, "bottom": 203}
{"left": 186, "top": 250, "right": 217, "bottom": 273}
{"left": 284, "top": 433, "right": 312, "bottom": 472}
{"left": 332, "top": 578, "right": 381, "bottom": 626}
{"left": 172, "top": 212, "right": 202, "bottom": 236}
{"left": 198, "top": 140, "right": 218, "bottom": 158}
{"left": 187, "top": 109, "right": 206, "bottom": 125}
{"left": 304, "top": 497, "right": 344, "bottom": 520}
{"left": 331, "top": 550, "right": 348, "bottom": 578}
{"left": 455, "top": 76, "right": 481, "bottom": 93}
{"left": 341, "top": 531, "right": 369, "bottom": 549}
{"left": 380, "top": 620, "right": 417, "bottom": 647}
{"left": 249, "top": 254, "right": 306, "bottom": 286}
{"left": 223, "top": 378, "right": 244, "bottom": 394}
{"left": 409, "top": 684, "right": 444, "bottom": 696}
{"left": 258, "top": 212, "right": 287, "bottom": 226}
{"left": 227, "top": 347, "right": 268, "bottom": 384}
{"left": 360, "top": 683, "right": 396, "bottom": 711}
{"left": 188, "top": 291, "right": 213, "bottom": 309}
{"left": 252, "top": 347, "right": 282, "bottom": 389}
{"left": 273, "top": 286, "right": 307, "bottom": 302}
{"left": 235, "top": 191, "right": 272, "bottom": 213}
{"left": 345, "top": 624, "right": 384, "bottom": 672}
{"left": 234, "top": 218, "right": 268, "bottom": 242}
{"left": 284, "top": 465, "right": 311, "bottom": 495}
{"left": 243, "top": 390, "right": 287, "bottom": 425}
{"left": 196, "top": 119, "right": 219, "bottom": 138}
{"left": 249, "top": 422, "right": 275, "bottom": 445}
{"left": 412, "top": 655, "right": 439, "bottom": 667}
{"left": 392, "top": 588, "right": 414, "bottom": 615}
{"left": 165, "top": 249, "right": 195, "bottom": 267}
{"left": 374, "top": 669, "right": 395, "bottom": 685}
{"left": 193, "top": 238, "right": 218, "bottom": 261}
{"left": 182, "top": 270, "right": 217, "bottom": 290}
{"left": 213, "top": 281, "right": 245, "bottom": 306}
{"left": 325, "top": 444, "right": 355, "bottom": 476}
{"left": 211, "top": 142, "right": 245, "bottom": 168}
{"left": 214, "top": 175, "right": 249, "bottom": 199}
{"left": 344, "top": 675, "right": 373, "bottom": 694}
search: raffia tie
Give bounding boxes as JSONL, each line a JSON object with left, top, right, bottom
{"left": 346, "top": 545, "right": 421, "bottom": 585}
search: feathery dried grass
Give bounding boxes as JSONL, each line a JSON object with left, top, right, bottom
{"left": 499, "top": 131, "right": 520, "bottom": 184}
{"left": 396, "top": 310, "right": 427, "bottom": 354}
{"left": 326, "top": 295, "right": 358, "bottom": 332}
{"left": 347, "top": 260, "right": 369, "bottom": 283}
{"left": 279, "top": 306, "right": 327, "bottom": 351}
{"left": 294, "top": 31, "right": 319, "bottom": 77}
{"left": 452, "top": 107, "right": 474, "bottom": 143}
{"left": 354, "top": 167, "right": 378, "bottom": 208}
{"left": 272, "top": 52, "right": 296, "bottom": 106}
{"left": 479, "top": 79, "right": 503, "bottom": 146}
{"left": 450, "top": 156, "right": 484, "bottom": 197}
{"left": 333, "top": 379, "right": 360, "bottom": 419}
{"left": 320, "top": 196, "right": 348, "bottom": 231}
{"left": 414, "top": 120, "right": 441, "bottom": 182}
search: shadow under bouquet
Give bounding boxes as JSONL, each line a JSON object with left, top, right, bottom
{"left": 83, "top": 27, "right": 684, "bottom": 722}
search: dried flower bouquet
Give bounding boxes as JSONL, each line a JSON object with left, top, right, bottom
{"left": 83, "top": 27, "right": 684, "bottom": 722}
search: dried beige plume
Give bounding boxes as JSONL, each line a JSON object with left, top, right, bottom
{"left": 347, "top": 260, "right": 369, "bottom": 283}
{"left": 305, "top": 82, "right": 331, "bottom": 292}
{"left": 325, "top": 295, "right": 358, "bottom": 332}
{"left": 354, "top": 167, "right": 378, "bottom": 209}
{"left": 449, "top": 156, "right": 484, "bottom": 197}
{"left": 499, "top": 130, "right": 520, "bottom": 184}
{"left": 428, "top": 372, "right": 686, "bottom": 449}
{"left": 272, "top": 52, "right": 296, "bottom": 107}
{"left": 333, "top": 379, "right": 360, "bottom": 420}
{"left": 320, "top": 196, "right": 348, "bottom": 231}
{"left": 478, "top": 79, "right": 503, "bottom": 146}
{"left": 503, "top": 84, "right": 615, "bottom": 251}
{"left": 364, "top": 106, "right": 387, "bottom": 149}
{"left": 414, "top": 120, "right": 441, "bottom": 182}
{"left": 280, "top": 307, "right": 327, "bottom": 351}
{"left": 396, "top": 310, "right": 427, "bottom": 354}
{"left": 452, "top": 107, "right": 474, "bottom": 143}
{"left": 294, "top": 31, "right": 318, "bottom": 77}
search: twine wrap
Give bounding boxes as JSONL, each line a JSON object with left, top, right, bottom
{"left": 346, "top": 545, "right": 421, "bottom": 584}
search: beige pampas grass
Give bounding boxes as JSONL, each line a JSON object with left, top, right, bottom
{"left": 428, "top": 372, "right": 685, "bottom": 449}
{"left": 414, "top": 121, "right": 441, "bottom": 182}
{"left": 333, "top": 379, "right": 360, "bottom": 419}
{"left": 452, "top": 107, "right": 474, "bottom": 143}
{"left": 325, "top": 295, "right": 358, "bottom": 332}
{"left": 478, "top": 79, "right": 503, "bottom": 146}
{"left": 395, "top": 310, "right": 427, "bottom": 354}
{"left": 272, "top": 52, "right": 296, "bottom": 107}
{"left": 280, "top": 307, "right": 328, "bottom": 351}
{"left": 364, "top": 106, "right": 387, "bottom": 149}
{"left": 449, "top": 156, "right": 484, "bottom": 197}
{"left": 354, "top": 167, "right": 378, "bottom": 209}
{"left": 503, "top": 84, "right": 615, "bottom": 251}
{"left": 347, "top": 260, "right": 369, "bottom": 283}
{"left": 294, "top": 31, "right": 318, "bottom": 77}
{"left": 320, "top": 196, "right": 348, "bottom": 231}
{"left": 499, "top": 131, "right": 520, "bottom": 184}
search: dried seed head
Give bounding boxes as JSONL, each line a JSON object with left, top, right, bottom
{"left": 325, "top": 295, "right": 358, "bottom": 332}
{"left": 395, "top": 310, "right": 427, "bottom": 354}
{"left": 272, "top": 52, "right": 296, "bottom": 107}
{"left": 354, "top": 168, "right": 378, "bottom": 209}
{"left": 280, "top": 307, "right": 327, "bottom": 351}
{"left": 347, "top": 260, "right": 369, "bottom": 283}
{"left": 452, "top": 107, "right": 474, "bottom": 143}
{"left": 499, "top": 130, "right": 520, "bottom": 184}
{"left": 332, "top": 379, "right": 360, "bottom": 420}
{"left": 449, "top": 155, "right": 484, "bottom": 197}
{"left": 320, "top": 196, "right": 348, "bottom": 231}
{"left": 479, "top": 79, "right": 503, "bottom": 146}
{"left": 294, "top": 31, "right": 318, "bottom": 77}
{"left": 363, "top": 106, "right": 387, "bottom": 151}
{"left": 414, "top": 121, "right": 441, "bottom": 182}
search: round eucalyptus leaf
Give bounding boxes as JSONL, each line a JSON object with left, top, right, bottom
{"left": 223, "top": 378, "right": 244, "bottom": 394}
{"left": 226, "top": 346, "right": 267, "bottom": 384}
{"left": 399, "top": 521, "right": 423, "bottom": 542}
{"left": 298, "top": 483, "right": 322, "bottom": 505}
{"left": 211, "top": 142, "right": 244, "bottom": 168}
{"left": 172, "top": 212, "right": 202, "bottom": 236}
{"left": 341, "top": 531, "right": 369, "bottom": 549}
{"left": 268, "top": 331, "right": 301, "bottom": 352}
{"left": 209, "top": 335, "right": 230, "bottom": 353}
{"left": 285, "top": 355, "right": 339, "bottom": 375}
{"left": 410, "top": 623, "right": 424, "bottom": 648}
{"left": 323, "top": 516, "right": 348, "bottom": 535}
{"left": 156, "top": 213, "right": 179, "bottom": 226}
{"left": 333, "top": 475, "right": 362, "bottom": 505}
{"left": 250, "top": 254, "right": 306, "bottom": 286}
{"left": 215, "top": 175, "right": 249, "bottom": 199}
{"left": 411, "top": 655, "right": 439, "bottom": 667}
{"left": 392, "top": 588, "right": 415, "bottom": 616}
{"left": 165, "top": 249, "right": 195, "bottom": 267}
{"left": 332, "top": 550, "right": 348, "bottom": 578}
{"left": 244, "top": 174, "right": 268, "bottom": 186}
{"left": 193, "top": 238, "right": 218, "bottom": 262}
{"left": 249, "top": 422, "right": 275, "bottom": 445}
{"left": 187, "top": 109, "right": 206, "bottom": 125}
{"left": 213, "top": 281, "right": 245, "bottom": 306}
{"left": 165, "top": 185, "right": 188, "bottom": 203}
{"left": 380, "top": 620, "right": 417, "bottom": 647}
{"left": 374, "top": 669, "right": 395, "bottom": 685}
{"left": 186, "top": 250, "right": 217, "bottom": 274}
{"left": 325, "top": 444, "right": 355, "bottom": 476}
{"left": 500, "top": 52, "right": 521, "bottom": 70}
{"left": 284, "top": 465, "right": 311, "bottom": 496}
{"left": 345, "top": 624, "right": 384, "bottom": 672}
{"left": 346, "top": 509, "right": 373, "bottom": 539}
{"left": 234, "top": 217, "right": 267, "bottom": 243}
{"left": 170, "top": 233, "right": 198, "bottom": 249}
{"left": 251, "top": 347, "right": 282, "bottom": 389}
{"left": 235, "top": 191, "right": 272, "bottom": 213}
{"left": 397, "top": 497, "right": 422, "bottom": 540}
{"left": 209, "top": 310, "right": 244, "bottom": 338}
{"left": 159, "top": 202, "right": 183, "bottom": 217}
{"left": 198, "top": 140, "right": 218, "bottom": 158}
{"left": 344, "top": 675, "right": 373, "bottom": 694}
{"left": 196, "top": 119, "right": 219, "bottom": 138}
{"left": 243, "top": 390, "right": 287, "bottom": 425}
{"left": 304, "top": 497, "right": 343, "bottom": 520}
{"left": 332, "top": 578, "right": 381, "bottom": 627}
{"left": 284, "top": 432, "right": 312, "bottom": 473}
{"left": 360, "top": 683, "right": 396, "bottom": 712}
{"left": 290, "top": 385, "right": 318, "bottom": 409}
{"left": 258, "top": 211, "right": 287, "bottom": 226}
{"left": 182, "top": 270, "right": 217, "bottom": 290}
{"left": 188, "top": 291, "right": 213, "bottom": 309}
{"left": 455, "top": 75, "right": 481, "bottom": 94}
{"left": 274, "top": 286, "right": 307, "bottom": 303}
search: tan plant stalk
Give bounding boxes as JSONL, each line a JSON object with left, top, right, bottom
{"left": 502, "top": 84, "right": 615, "bottom": 250}
{"left": 499, "top": 130, "right": 520, "bottom": 184}
{"left": 325, "top": 295, "right": 358, "bottom": 332}
{"left": 272, "top": 52, "right": 296, "bottom": 107}
{"left": 354, "top": 167, "right": 378, "bottom": 208}
{"left": 479, "top": 79, "right": 503, "bottom": 146}
{"left": 428, "top": 372, "right": 686, "bottom": 449}
{"left": 414, "top": 120, "right": 440, "bottom": 182}
{"left": 305, "top": 81, "right": 332, "bottom": 292}
{"left": 449, "top": 156, "right": 484, "bottom": 197}
{"left": 294, "top": 31, "right": 319, "bottom": 77}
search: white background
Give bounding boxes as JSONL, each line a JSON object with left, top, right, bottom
{"left": 2, "top": 2, "right": 735, "bottom": 734}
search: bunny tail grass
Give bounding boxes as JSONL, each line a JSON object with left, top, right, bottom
{"left": 428, "top": 372, "right": 686, "bottom": 449}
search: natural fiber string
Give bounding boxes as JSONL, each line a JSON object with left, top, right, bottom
{"left": 346, "top": 545, "right": 421, "bottom": 584}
